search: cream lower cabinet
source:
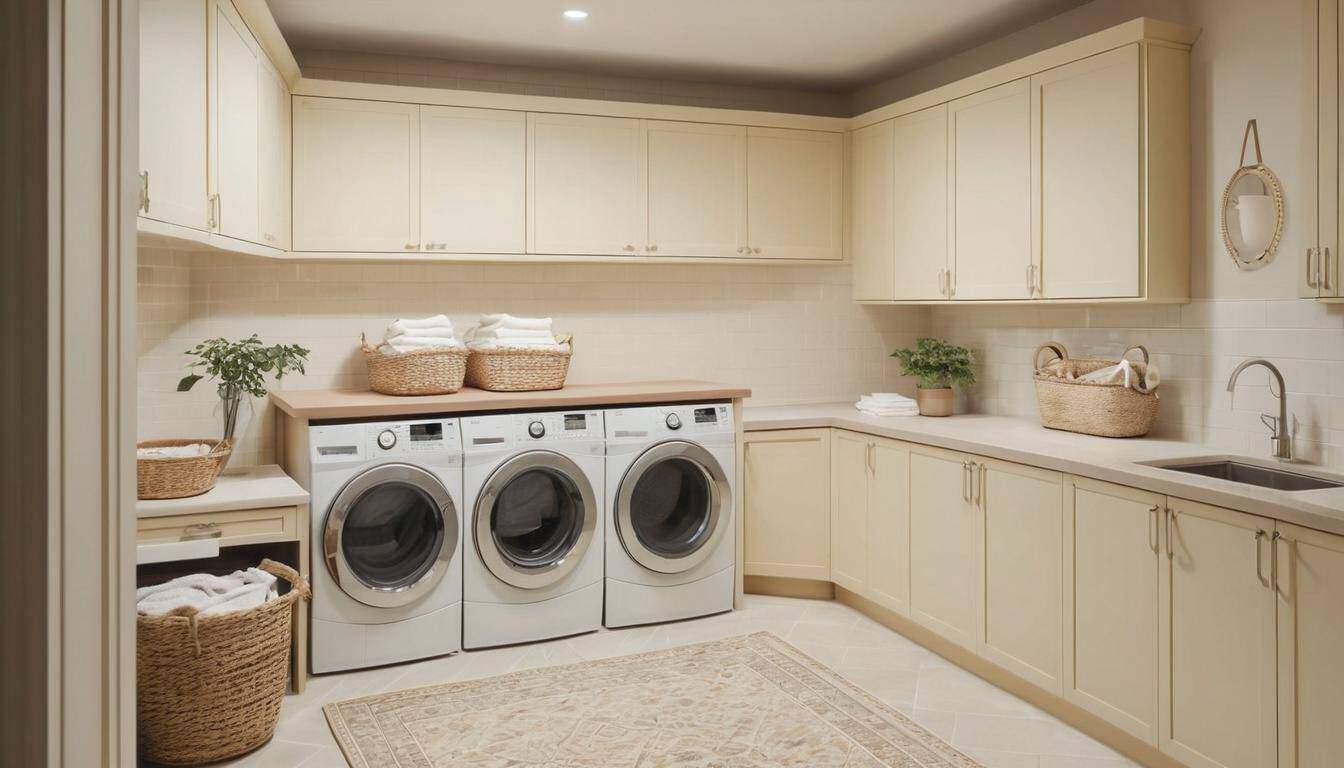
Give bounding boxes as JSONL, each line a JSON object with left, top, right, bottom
{"left": 1160, "top": 498, "right": 1277, "bottom": 768}
{"left": 908, "top": 445, "right": 981, "bottom": 650}
{"left": 829, "top": 431, "right": 910, "bottom": 613}
{"left": 742, "top": 429, "right": 831, "bottom": 581}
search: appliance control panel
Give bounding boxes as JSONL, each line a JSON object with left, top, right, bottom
{"left": 606, "top": 402, "right": 733, "bottom": 438}
{"left": 310, "top": 418, "right": 460, "bottom": 463}
{"left": 515, "top": 410, "right": 603, "bottom": 442}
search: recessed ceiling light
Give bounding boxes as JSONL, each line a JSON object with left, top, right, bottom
{"left": 563, "top": 9, "right": 589, "bottom": 20}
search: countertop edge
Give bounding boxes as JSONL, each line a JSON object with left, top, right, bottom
{"left": 135, "top": 465, "right": 309, "bottom": 519}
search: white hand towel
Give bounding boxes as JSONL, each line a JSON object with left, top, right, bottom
{"left": 136, "top": 567, "right": 279, "bottom": 616}
{"left": 1077, "top": 359, "right": 1159, "bottom": 393}
{"left": 388, "top": 314, "right": 454, "bottom": 334}
{"left": 471, "top": 327, "right": 555, "bottom": 341}
{"left": 137, "top": 443, "right": 214, "bottom": 459}
{"left": 379, "top": 335, "right": 464, "bottom": 355}
{"left": 477, "top": 313, "right": 552, "bottom": 331}
{"left": 467, "top": 338, "right": 568, "bottom": 351}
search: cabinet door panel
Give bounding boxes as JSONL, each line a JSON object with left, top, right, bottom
{"left": 851, "top": 120, "right": 895, "bottom": 300}
{"left": 421, "top": 106, "right": 526, "bottom": 254}
{"left": 742, "top": 430, "right": 830, "bottom": 580}
{"left": 1035, "top": 44, "right": 1140, "bottom": 298}
{"left": 908, "top": 447, "right": 979, "bottom": 650}
{"left": 1160, "top": 499, "right": 1276, "bottom": 768}
{"left": 293, "top": 97, "right": 419, "bottom": 252}
{"left": 892, "top": 105, "right": 949, "bottom": 301}
{"left": 746, "top": 127, "right": 843, "bottom": 260}
{"left": 646, "top": 121, "right": 747, "bottom": 258}
{"left": 979, "top": 460, "right": 1063, "bottom": 693}
{"left": 257, "top": 59, "right": 289, "bottom": 250}
{"left": 948, "top": 79, "right": 1031, "bottom": 300}
{"left": 829, "top": 431, "right": 870, "bottom": 593}
{"left": 528, "top": 113, "right": 645, "bottom": 256}
{"left": 139, "top": 0, "right": 209, "bottom": 230}
{"left": 213, "top": 0, "right": 260, "bottom": 243}
{"left": 866, "top": 438, "right": 909, "bottom": 614}
{"left": 1065, "top": 479, "right": 1160, "bottom": 743}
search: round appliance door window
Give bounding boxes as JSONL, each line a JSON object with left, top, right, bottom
{"left": 616, "top": 441, "right": 730, "bottom": 574}
{"left": 475, "top": 451, "right": 596, "bottom": 590}
{"left": 324, "top": 463, "right": 457, "bottom": 608}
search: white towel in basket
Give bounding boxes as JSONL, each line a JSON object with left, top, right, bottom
{"left": 136, "top": 567, "right": 278, "bottom": 616}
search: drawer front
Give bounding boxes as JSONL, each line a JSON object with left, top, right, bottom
{"left": 136, "top": 506, "right": 298, "bottom": 548}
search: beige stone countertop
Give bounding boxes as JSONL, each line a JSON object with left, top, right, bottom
{"left": 136, "top": 464, "right": 308, "bottom": 519}
{"left": 744, "top": 403, "right": 1344, "bottom": 536}
{"left": 271, "top": 380, "right": 752, "bottom": 421}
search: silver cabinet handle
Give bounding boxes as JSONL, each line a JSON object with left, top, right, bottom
{"left": 1148, "top": 505, "right": 1160, "bottom": 553}
{"left": 1270, "top": 530, "right": 1281, "bottom": 593}
{"left": 1026, "top": 264, "right": 1034, "bottom": 296}
{"left": 183, "top": 522, "right": 222, "bottom": 540}
{"left": 1307, "top": 248, "right": 1319, "bottom": 289}
{"left": 622, "top": 244, "right": 636, "bottom": 252}
{"left": 961, "top": 460, "right": 972, "bottom": 501}
{"left": 1325, "top": 247, "right": 1333, "bottom": 292}
{"left": 752, "top": 247, "right": 762, "bottom": 255}
{"left": 139, "top": 171, "right": 150, "bottom": 213}
{"left": 207, "top": 194, "right": 219, "bottom": 229}
{"left": 1254, "top": 529, "right": 1268, "bottom": 586}
{"left": 736, "top": 246, "right": 747, "bottom": 254}
{"left": 1165, "top": 507, "right": 1175, "bottom": 559}
{"left": 975, "top": 462, "right": 986, "bottom": 507}
{"left": 938, "top": 268, "right": 947, "bottom": 297}
{"left": 404, "top": 243, "right": 419, "bottom": 250}
{"left": 866, "top": 442, "right": 875, "bottom": 474}
{"left": 647, "top": 244, "right": 658, "bottom": 252}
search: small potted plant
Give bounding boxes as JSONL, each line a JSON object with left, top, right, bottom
{"left": 178, "top": 335, "right": 310, "bottom": 446}
{"left": 890, "top": 338, "right": 975, "bottom": 417}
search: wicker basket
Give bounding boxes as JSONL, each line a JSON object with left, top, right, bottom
{"left": 361, "top": 334, "right": 468, "bottom": 396}
{"left": 1033, "top": 342, "right": 1159, "bottom": 438}
{"left": 137, "top": 559, "right": 309, "bottom": 766}
{"left": 137, "top": 439, "right": 232, "bottom": 500}
{"left": 465, "top": 334, "right": 573, "bottom": 392}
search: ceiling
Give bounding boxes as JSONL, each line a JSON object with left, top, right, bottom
{"left": 265, "top": 0, "right": 1090, "bottom": 91}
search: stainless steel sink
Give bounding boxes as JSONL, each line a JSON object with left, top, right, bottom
{"left": 1143, "top": 458, "right": 1344, "bottom": 492}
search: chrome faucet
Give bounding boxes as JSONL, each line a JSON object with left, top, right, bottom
{"left": 1227, "top": 358, "right": 1292, "bottom": 462}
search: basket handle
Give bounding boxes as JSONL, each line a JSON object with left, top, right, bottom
{"left": 360, "top": 331, "right": 377, "bottom": 354}
{"left": 1121, "top": 345, "right": 1150, "bottom": 365}
{"left": 556, "top": 332, "right": 574, "bottom": 351}
{"left": 1033, "top": 342, "right": 1068, "bottom": 373}
{"left": 207, "top": 438, "right": 232, "bottom": 457}
{"left": 260, "top": 558, "right": 311, "bottom": 601}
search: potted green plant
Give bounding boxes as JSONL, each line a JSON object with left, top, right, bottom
{"left": 178, "top": 335, "right": 310, "bottom": 445}
{"left": 890, "top": 338, "right": 975, "bottom": 417}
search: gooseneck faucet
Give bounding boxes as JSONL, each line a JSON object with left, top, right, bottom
{"left": 1227, "top": 358, "right": 1292, "bottom": 462}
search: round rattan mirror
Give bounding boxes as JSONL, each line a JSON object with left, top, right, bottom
{"left": 1220, "top": 120, "right": 1284, "bottom": 271}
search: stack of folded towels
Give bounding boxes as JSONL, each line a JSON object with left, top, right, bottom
{"left": 466, "top": 313, "right": 567, "bottom": 351}
{"left": 855, "top": 392, "right": 920, "bottom": 417}
{"left": 136, "top": 567, "right": 278, "bottom": 617}
{"left": 377, "top": 314, "right": 464, "bottom": 355}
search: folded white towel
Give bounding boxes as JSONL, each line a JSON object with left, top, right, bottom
{"left": 379, "top": 334, "right": 464, "bottom": 355}
{"left": 478, "top": 314, "right": 552, "bottom": 331}
{"left": 865, "top": 392, "right": 915, "bottom": 404}
{"left": 467, "top": 338, "right": 569, "bottom": 351}
{"left": 136, "top": 567, "right": 278, "bottom": 616}
{"left": 856, "top": 393, "right": 919, "bottom": 417}
{"left": 388, "top": 314, "right": 454, "bottom": 334}
{"left": 471, "top": 327, "right": 555, "bottom": 341}
{"left": 137, "top": 443, "right": 214, "bottom": 459}
{"left": 856, "top": 404, "right": 919, "bottom": 417}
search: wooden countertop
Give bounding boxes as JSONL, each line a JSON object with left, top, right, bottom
{"left": 269, "top": 380, "right": 752, "bottom": 420}
{"left": 136, "top": 465, "right": 309, "bottom": 519}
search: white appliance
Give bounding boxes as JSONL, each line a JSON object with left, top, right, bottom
{"left": 308, "top": 418, "right": 464, "bottom": 673}
{"left": 461, "top": 409, "right": 605, "bottom": 648}
{"left": 604, "top": 402, "right": 735, "bottom": 627}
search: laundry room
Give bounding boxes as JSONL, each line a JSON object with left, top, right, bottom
{"left": 8, "top": 0, "right": 1344, "bottom": 766}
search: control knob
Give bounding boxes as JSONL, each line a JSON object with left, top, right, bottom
{"left": 665, "top": 413, "right": 682, "bottom": 430}
{"left": 377, "top": 429, "right": 397, "bottom": 450}
{"left": 528, "top": 420, "right": 546, "bottom": 439}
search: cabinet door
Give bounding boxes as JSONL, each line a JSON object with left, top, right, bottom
{"left": 908, "top": 446, "right": 980, "bottom": 650}
{"left": 978, "top": 459, "right": 1063, "bottom": 693}
{"left": 1276, "top": 522, "right": 1344, "bottom": 768}
{"left": 421, "top": 106, "right": 526, "bottom": 254}
{"left": 528, "top": 113, "right": 645, "bottom": 256}
{"left": 742, "top": 429, "right": 830, "bottom": 581}
{"left": 851, "top": 120, "right": 895, "bottom": 300}
{"left": 1064, "top": 477, "right": 1161, "bottom": 743}
{"left": 646, "top": 121, "right": 747, "bottom": 258}
{"left": 1315, "top": 0, "right": 1343, "bottom": 298}
{"left": 865, "top": 437, "right": 910, "bottom": 615}
{"left": 257, "top": 58, "right": 290, "bottom": 250}
{"left": 892, "top": 105, "right": 950, "bottom": 301}
{"left": 1160, "top": 499, "right": 1277, "bottom": 768}
{"left": 293, "top": 97, "right": 420, "bottom": 252}
{"left": 1034, "top": 44, "right": 1140, "bottom": 299}
{"left": 139, "top": 0, "right": 209, "bottom": 230}
{"left": 829, "top": 430, "right": 870, "bottom": 593}
{"left": 212, "top": 0, "right": 260, "bottom": 243}
{"left": 948, "top": 78, "right": 1032, "bottom": 300}
{"left": 746, "top": 127, "right": 843, "bottom": 260}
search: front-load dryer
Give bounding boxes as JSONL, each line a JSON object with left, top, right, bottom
{"left": 308, "top": 418, "right": 463, "bottom": 673}
{"left": 461, "top": 409, "right": 605, "bottom": 648}
{"left": 604, "top": 402, "right": 735, "bottom": 628}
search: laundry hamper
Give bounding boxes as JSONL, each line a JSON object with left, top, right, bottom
{"left": 137, "top": 439, "right": 232, "bottom": 500}
{"left": 361, "top": 333, "right": 468, "bottom": 395}
{"left": 137, "top": 559, "right": 309, "bottom": 766}
{"left": 1033, "top": 342, "right": 1160, "bottom": 438}
{"left": 466, "top": 334, "right": 573, "bottom": 391}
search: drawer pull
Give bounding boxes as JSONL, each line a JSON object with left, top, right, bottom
{"left": 183, "top": 522, "right": 222, "bottom": 540}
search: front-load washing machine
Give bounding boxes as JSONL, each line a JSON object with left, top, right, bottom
{"left": 604, "top": 402, "right": 735, "bottom": 627}
{"left": 461, "top": 409, "right": 605, "bottom": 648}
{"left": 308, "top": 418, "right": 463, "bottom": 673}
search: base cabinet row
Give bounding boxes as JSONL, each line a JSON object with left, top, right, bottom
{"left": 743, "top": 428, "right": 1344, "bottom": 768}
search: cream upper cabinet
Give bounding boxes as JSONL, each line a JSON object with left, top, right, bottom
{"left": 528, "top": 113, "right": 646, "bottom": 256}
{"left": 850, "top": 120, "right": 896, "bottom": 300}
{"left": 211, "top": 0, "right": 260, "bottom": 243}
{"left": 293, "top": 97, "right": 420, "bottom": 253}
{"left": 742, "top": 429, "right": 830, "bottom": 581}
{"left": 139, "top": 0, "right": 209, "bottom": 231}
{"left": 1275, "top": 522, "right": 1344, "bottom": 768}
{"left": 977, "top": 458, "right": 1063, "bottom": 694}
{"left": 893, "top": 105, "right": 950, "bottom": 301}
{"left": 1032, "top": 45, "right": 1140, "bottom": 299}
{"left": 829, "top": 431, "right": 870, "bottom": 593}
{"left": 908, "top": 445, "right": 981, "bottom": 651}
{"left": 746, "top": 127, "right": 843, "bottom": 260}
{"left": 865, "top": 437, "right": 910, "bottom": 615}
{"left": 257, "top": 57, "right": 290, "bottom": 250}
{"left": 1064, "top": 477, "right": 1162, "bottom": 744}
{"left": 645, "top": 121, "right": 747, "bottom": 258}
{"left": 420, "top": 106, "right": 526, "bottom": 254}
{"left": 947, "top": 79, "right": 1032, "bottom": 300}
{"left": 1160, "top": 499, "right": 1277, "bottom": 768}
{"left": 1311, "top": 0, "right": 1344, "bottom": 298}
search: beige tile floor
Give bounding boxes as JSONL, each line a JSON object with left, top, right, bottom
{"left": 205, "top": 595, "right": 1139, "bottom": 768}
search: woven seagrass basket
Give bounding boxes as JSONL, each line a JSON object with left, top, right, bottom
{"left": 361, "top": 333, "right": 468, "bottom": 396}
{"left": 137, "top": 559, "right": 309, "bottom": 766}
{"left": 136, "top": 439, "right": 232, "bottom": 500}
{"left": 465, "top": 334, "right": 573, "bottom": 392}
{"left": 1033, "top": 342, "right": 1159, "bottom": 438}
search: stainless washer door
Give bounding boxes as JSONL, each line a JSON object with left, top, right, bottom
{"left": 324, "top": 463, "right": 458, "bottom": 608}
{"left": 615, "top": 441, "right": 730, "bottom": 574}
{"left": 474, "top": 451, "right": 597, "bottom": 590}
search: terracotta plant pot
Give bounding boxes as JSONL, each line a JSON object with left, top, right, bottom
{"left": 916, "top": 387, "right": 954, "bottom": 417}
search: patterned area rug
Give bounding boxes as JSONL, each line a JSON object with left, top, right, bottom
{"left": 324, "top": 631, "right": 983, "bottom": 767}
